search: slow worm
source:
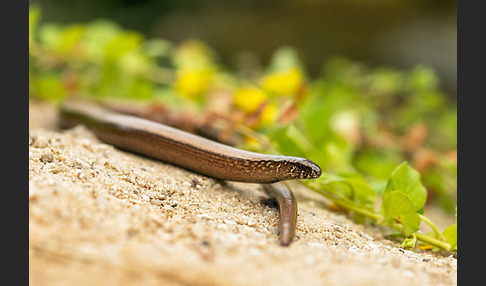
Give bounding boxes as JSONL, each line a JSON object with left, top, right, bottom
{"left": 59, "top": 100, "right": 321, "bottom": 245}
{"left": 262, "top": 183, "right": 298, "bottom": 246}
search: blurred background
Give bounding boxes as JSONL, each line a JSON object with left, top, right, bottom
{"left": 30, "top": 0, "right": 457, "bottom": 96}
{"left": 29, "top": 0, "right": 457, "bottom": 216}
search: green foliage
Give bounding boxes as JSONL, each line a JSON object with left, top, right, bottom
{"left": 29, "top": 13, "right": 169, "bottom": 101}
{"left": 29, "top": 6, "right": 457, "bottom": 252}
{"left": 384, "top": 162, "right": 427, "bottom": 212}
{"left": 382, "top": 191, "right": 421, "bottom": 236}
{"left": 306, "top": 162, "right": 456, "bottom": 251}
{"left": 400, "top": 234, "right": 418, "bottom": 249}
{"left": 309, "top": 175, "right": 377, "bottom": 211}
{"left": 442, "top": 207, "right": 457, "bottom": 251}
{"left": 380, "top": 162, "right": 428, "bottom": 237}
{"left": 442, "top": 224, "right": 457, "bottom": 251}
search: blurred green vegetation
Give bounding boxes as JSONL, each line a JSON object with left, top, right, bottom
{"left": 29, "top": 6, "right": 456, "bottom": 211}
{"left": 29, "top": 6, "right": 457, "bottom": 250}
{"left": 32, "top": 0, "right": 458, "bottom": 95}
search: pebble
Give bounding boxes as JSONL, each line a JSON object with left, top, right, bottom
{"left": 247, "top": 218, "right": 257, "bottom": 227}
{"left": 182, "top": 181, "right": 192, "bottom": 188}
{"left": 141, "top": 194, "right": 150, "bottom": 201}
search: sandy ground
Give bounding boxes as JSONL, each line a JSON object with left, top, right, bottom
{"left": 29, "top": 101, "right": 457, "bottom": 286}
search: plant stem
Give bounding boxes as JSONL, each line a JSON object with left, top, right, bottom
{"left": 314, "top": 188, "right": 381, "bottom": 221}
{"left": 418, "top": 214, "right": 444, "bottom": 239}
{"left": 388, "top": 222, "right": 451, "bottom": 250}
{"left": 415, "top": 233, "right": 451, "bottom": 251}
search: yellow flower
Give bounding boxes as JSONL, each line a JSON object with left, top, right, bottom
{"left": 261, "top": 68, "right": 303, "bottom": 96}
{"left": 259, "top": 103, "right": 276, "bottom": 127}
{"left": 233, "top": 87, "right": 268, "bottom": 113}
{"left": 175, "top": 68, "right": 213, "bottom": 97}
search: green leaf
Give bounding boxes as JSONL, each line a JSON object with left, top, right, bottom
{"left": 400, "top": 233, "right": 417, "bottom": 249}
{"left": 442, "top": 224, "right": 457, "bottom": 251}
{"left": 382, "top": 191, "right": 420, "bottom": 236}
{"left": 384, "top": 162, "right": 427, "bottom": 212}
{"left": 318, "top": 175, "right": 376, "bottom": 208}
{"left": 442, "top": 207, "right": 457, "bottom": 251}
{"left": 104, "top": 32, "right": 143, "bottom": 62}
{"left": 354, "top": 148, "right": 402, "bottom": 181}
{"left": 333, "top": 178, "right": 376, "bottom": 206}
